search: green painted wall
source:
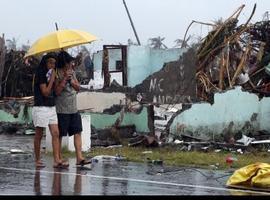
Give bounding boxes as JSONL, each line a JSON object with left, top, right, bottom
{"left": 0, "top": 105, "right": 150, "bottom": 133}
{"left": 0, "top": 105, "right": 32, "bottom": 123}
{"left": 88, "top": 107, "right": 150, "bottom": 132}
{"left": 170, "top": 87, "right": 269, "bottom": 139}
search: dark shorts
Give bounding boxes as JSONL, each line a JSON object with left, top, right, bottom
{"left": 57, "top": 112, "right": 82, "bottom": 137}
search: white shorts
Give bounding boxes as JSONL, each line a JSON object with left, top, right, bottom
{"left": 32, "top": 106, "right": 58, "bottom": 128}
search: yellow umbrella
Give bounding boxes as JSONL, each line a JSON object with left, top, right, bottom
{"left": 25, "top": 29, "right": 98, "bottom": 58}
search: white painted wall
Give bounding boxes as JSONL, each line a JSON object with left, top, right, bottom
{"left": 93, "top": 48, "right": 122, "bottom": 71}
{"left": 46, "top": 114, "right": 91, "bottom": 152}
{"left": 77, "top": 91, "right": 126, "bottom": 113}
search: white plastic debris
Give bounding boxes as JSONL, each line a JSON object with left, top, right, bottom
{"left": 167, "top": 107, "right": 178, "bottom": 113}
{"left": 251, "top": 140, "right": 270, "bottom": 144}
{"left": 142, "top": 151, "right": 153, "bottom": 154}
{"left": 91, "top": 155, "right": 126, "bottom": 162}
{"left": 237, "top": 73, "right": 249, "bottom": 85}
{"left": 105, "top": 145, "right": 122, "bottom": 148}
{"left": 236, "top": 135, "right": 255, "bottom": 146}
{"left": 10, "top": 149, "right": 25, "bottom": 154}
{"left": 174, "top": 139, "right": 183, "bottom": 144}
{"left": 237, "top": 149, "right": 243, "bottom": 154}
{"left": 24, "top": 129, "right": 35, "bottom": 135}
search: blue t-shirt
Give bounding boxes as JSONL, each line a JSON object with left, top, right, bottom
{"left": 33, "top": 66, "right": 55, "bottom": 106}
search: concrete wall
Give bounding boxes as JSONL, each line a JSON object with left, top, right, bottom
{"left": 77, "top": 91, "right": 126, "bottom": 113}
{"left": 133, "top": 48, "right": 196, "bottom": 104}
{"left": 0, "top": 105, "right": 32, "bottom": 123}
{"left": 92, "top": 45, "right": 184, "bottom": 88}
{"left": 127, "top": 46, "right": 185, "bottom": 87}
{"left": 169, "top": 87, "right": 270, "bottom": 139}
{"left": 0, "top": 92, "right": 151, "bottom": 134}
{"left": 93, "top": 49, "right": 122, "bottom": 71}
{"left": 77, "top": 91, "right": 151, "bottom": 132}
{"left": 89, "top": 106, "right": 150, "bottom": 132}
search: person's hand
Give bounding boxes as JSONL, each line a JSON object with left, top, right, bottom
{"left": 64, "top": 68, "right": 73, "bottom": 80}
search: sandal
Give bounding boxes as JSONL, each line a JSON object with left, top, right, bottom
{"left": 36, "top": 162, "right": 46, "bottom": 168}
{"left": 76, "top": 159, "right": 91, "bottom": 166}
{"left": 53, "top": 162, "right": 69, "bottom": 169}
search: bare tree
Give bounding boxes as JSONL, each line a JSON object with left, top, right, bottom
{"left": 0, "top": 35, "right": 6, "bottom": 97}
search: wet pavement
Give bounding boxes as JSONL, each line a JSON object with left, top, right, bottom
{"left": 0, "top": 134, "right": 269, "bottom": 195}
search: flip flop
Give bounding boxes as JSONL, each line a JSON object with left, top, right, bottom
{"left": 76, "top": 159, "right": 91, "bottom": 166}
{"left": 36, "top": 163, "right": 46, "bottom": 168}
{"left": 53, "top": 162, "right": 69, "bottom": 169}
{"left": 36, "top": 161, "right": 46, "bottom": 168}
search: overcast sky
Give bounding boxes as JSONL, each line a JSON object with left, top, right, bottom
{"left": 1, "top": 0, "right": 269, "bottom": 52}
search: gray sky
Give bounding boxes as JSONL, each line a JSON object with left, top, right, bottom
{"left": 1, "top": 0, "right": 269, "bottom": 52}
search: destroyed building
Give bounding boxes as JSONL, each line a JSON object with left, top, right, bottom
{"left": 1, "top": 4, "right": 270, "bottom": 151}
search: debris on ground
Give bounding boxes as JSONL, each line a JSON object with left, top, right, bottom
{"left": 146, "top": 158, "right": 163, "bottom": 165}
{"left": 91, "top": 154, "right": 126, "bottom": 163}
{"left": 10, "top": 149, "right": 28, "bottom": 154}
{"left": 0, "top": 122, "right": 34, "bottom": 135}
{"left": 128, "top": 135, "right": 159, "bottom": 147}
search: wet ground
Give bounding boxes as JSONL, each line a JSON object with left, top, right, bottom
{"left": 0, "top": 134, "right": 269, "bottom": 196}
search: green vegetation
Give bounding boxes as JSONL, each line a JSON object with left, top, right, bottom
{"left": 56, "top": 146, "right": 270, "bottom": 170}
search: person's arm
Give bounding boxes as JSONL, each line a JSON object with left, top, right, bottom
{"left": 40, "top": 69, "right": 56, "bottom": 97}
{"left": 54, "top": 76, "right": 68, "bottom": 96}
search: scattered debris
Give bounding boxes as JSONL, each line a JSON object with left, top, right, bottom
{"left": 24, "top": 129, "right": 35, "bottom": 135}
{"left": 146, "top": 158, "right": 163, "bottom": 165}
{"left": 10, "top": 149, "right": 26, "bottom": 154}
{"left": 91, "top": 154, "right": 126, "bottom": 162}
{"left": 0, "top": 122, "right": 34, "bottom": 135}
{"left": 236, "top": 135, "right": 255, "bottom": 146}
{"left": 128, "top": 135, "right": 159, "bottom": 147}
{"left": 142, "top": 151, "right": 153, "bottom": 154}
{"left": 225, "top": 155, "right": 238, "bottom": 167}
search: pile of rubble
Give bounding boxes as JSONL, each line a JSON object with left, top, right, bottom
{"left": 196, "top": 4, "right": 270, "bottom": 102}
{"left": 165, "top": 130, "right": 270, "bottom": 154}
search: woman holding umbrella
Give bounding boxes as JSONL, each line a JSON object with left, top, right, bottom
{"left": 32, "top": 53, "right": 69, "bottom": 168}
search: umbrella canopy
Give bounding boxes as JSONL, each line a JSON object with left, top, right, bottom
{"left": 25, "top": 29, "right": 98, "bottom": 57}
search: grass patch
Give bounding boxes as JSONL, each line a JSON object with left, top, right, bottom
{"left": 88, "top": 146, "right": 270, "bottom": 170}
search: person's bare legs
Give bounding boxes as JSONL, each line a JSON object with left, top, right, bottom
{"left": 49, "top": 124, "right": 62, "bottom": 166}
{"left": 74, "top": 133, "right": 85, "bottom": 163}
{"left": 58, "top": 136, "right": 62, "bottom": 161}
{"left": 34, "top": 127, "right": 44, "bottom": 167}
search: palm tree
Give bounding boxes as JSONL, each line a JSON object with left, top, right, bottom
{"left": 148, "top": 36, "right": 168, "bottom": 49}
{"left": 174, "top": 35, "right": 192, "bottom": 48}
{"left": 212, "top": 17, "right": 224, "bottom": 29}
{"left": 6, "top": 37, "right": 18, "bottom": 50}
{"left": 127, "top": 38, "right": 137, "bottom": 46}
